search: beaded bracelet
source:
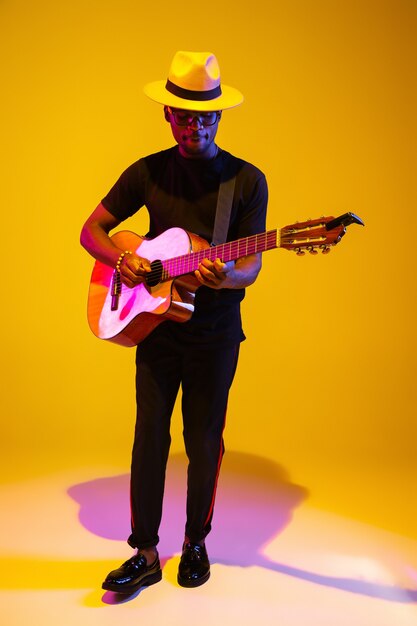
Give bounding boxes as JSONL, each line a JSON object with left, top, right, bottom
{"left": 115, "top": 250, "right": 132, "bottom": 272}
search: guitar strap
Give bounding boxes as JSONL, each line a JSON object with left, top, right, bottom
{"left": 211, "top": 152, "right": 237, "bottom": 246}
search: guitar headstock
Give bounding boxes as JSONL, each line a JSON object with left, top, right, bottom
{"left": 280, "top": 212, "right": 364, "bottom": 255}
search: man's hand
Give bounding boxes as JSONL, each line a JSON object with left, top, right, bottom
{"left": 195, "top": 253, "right": 262, "bottom": 290}
{"left": 120, "top": 253, "right": 152, "bottom": 288}
{"left": 195, "top": 258, "right": 234, "bottom": 289}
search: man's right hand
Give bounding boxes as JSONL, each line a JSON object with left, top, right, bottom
{"left": 119, "top": 253, "right": 152, "bottom": 288}
{"left": 81, "top": 203, "right": 152, "bottom": 288}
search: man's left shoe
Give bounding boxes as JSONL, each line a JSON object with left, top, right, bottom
{"left": 177, "top": 542, "right": 210, "bottom": 588}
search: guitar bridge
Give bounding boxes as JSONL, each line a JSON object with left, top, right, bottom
{"left": 110, "top": 270, "right": 121, "bottom": 311}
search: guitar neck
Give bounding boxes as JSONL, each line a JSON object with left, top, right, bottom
{"left": 162, "top": 230, "right": 279, "bottom": 280}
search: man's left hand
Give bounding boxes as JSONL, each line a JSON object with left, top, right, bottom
{"left": 195, "top": 258, "right": 234, "bottom": 289}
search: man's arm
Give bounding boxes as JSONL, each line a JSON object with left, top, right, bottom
{"left": 195, "top": 254, "right": 262, "bottom": 290}
{"left": 80, "top": 202, "right": 151, "bottom": 288}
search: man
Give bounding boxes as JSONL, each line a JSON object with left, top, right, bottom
{"left": 80, "top": 50, "right": 268, "bottom": 591}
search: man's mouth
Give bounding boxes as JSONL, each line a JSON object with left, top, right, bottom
{"left": 184, "top": 133, "right": 207, "bottom": 141}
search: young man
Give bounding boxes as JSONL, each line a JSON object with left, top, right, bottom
{"left": 80, "top": 50, "right": 268, "bottom": 591}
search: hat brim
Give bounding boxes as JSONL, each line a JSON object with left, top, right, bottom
{"left": 143, "top": 80, "right": 244, "bottom": 111}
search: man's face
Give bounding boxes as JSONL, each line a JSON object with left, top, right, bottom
{"left": 164, "top": 106, "right": 222, "bottom": 159}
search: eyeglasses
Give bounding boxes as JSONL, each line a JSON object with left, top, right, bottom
{"left": 167, "top": 107, "right": 220, "bottom": 127}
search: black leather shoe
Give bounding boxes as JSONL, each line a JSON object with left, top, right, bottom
{"left": 102, "top": 552, "right": 162, "bottom": 593}
{"left": 177, "top": 542, "right": 210, "bottom": 587}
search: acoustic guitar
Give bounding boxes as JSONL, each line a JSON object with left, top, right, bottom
{"left": 87, "top": 212, "right": 363, "bottom": 347}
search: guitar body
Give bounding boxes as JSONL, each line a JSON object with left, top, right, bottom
{"left": 87, "top": 228, "right": 209, "bottom": 347}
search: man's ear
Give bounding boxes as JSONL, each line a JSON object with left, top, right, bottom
{"left": 164, "top": 106, "right": 170, "bottom": 122}
{"left": 218, "top": 110, "right": 222, "bottom": 121}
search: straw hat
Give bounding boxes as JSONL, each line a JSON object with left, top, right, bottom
{"left": 144, "top": 51, "right": 244, "bottom": 111}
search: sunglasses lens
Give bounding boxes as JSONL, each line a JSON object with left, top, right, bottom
{"left": 171, "top": 110, "right": 218, "bottom": 126}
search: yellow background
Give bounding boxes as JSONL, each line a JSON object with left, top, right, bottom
{"left": 1, "top": 0, "right": 416, "bottom": 539}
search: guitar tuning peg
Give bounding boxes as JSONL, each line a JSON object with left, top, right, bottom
{"left": 321, "top": 245, "right": 331, "bottom": 254}
{"left": 308, "top": 246, "right": 318, "bottom": 255}
{"left": 295, "top": 248, "right": 305, "bottom": 256}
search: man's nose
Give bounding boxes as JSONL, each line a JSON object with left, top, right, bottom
{"left": 188, "top": 115, "right": 204, "bottom": 129}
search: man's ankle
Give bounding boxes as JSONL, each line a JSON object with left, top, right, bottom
{"left": 184, "top": 536, "right": 205, "bottom": 547}
{"left": 139, "top": 546, "right": 158, "bottom": 564}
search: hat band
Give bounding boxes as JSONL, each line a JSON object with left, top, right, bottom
{"left": 165, "top": 79, "right": 222, "bottom": 102}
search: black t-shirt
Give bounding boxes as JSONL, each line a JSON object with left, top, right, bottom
{"left": 102, "top": 146, "right": 268, "bottom": 347}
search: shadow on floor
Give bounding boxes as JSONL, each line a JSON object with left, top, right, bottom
{"left": 67, "top": 450, "right": 417, "bottom": 604}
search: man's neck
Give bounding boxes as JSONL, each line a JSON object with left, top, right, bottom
{"left": 178, "top": 144, "right": 219, "bottom": 161}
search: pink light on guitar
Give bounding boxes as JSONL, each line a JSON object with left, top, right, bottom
{"left": 87, "top": 213, "right": 364, "bottom": 347}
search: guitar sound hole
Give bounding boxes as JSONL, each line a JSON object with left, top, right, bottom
{"left": 146, "top": 259, "right": 163, "bottom": 287}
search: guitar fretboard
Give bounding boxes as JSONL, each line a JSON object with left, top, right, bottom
{"left": 161, "top": 230, "right": 279, "bottom": 281}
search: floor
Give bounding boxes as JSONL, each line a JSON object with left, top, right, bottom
{"left": 1, "top": 451, "right": 416, "bottom": 626}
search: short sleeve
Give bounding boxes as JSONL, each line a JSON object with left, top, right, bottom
{"left": 101, "top": 159, "right": 146, "bottom": 221}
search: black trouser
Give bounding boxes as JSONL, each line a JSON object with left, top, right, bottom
{"left": 128, "top": 323, "right": 240, "bottom": 550}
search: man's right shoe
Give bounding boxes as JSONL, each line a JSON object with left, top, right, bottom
{"left": 102, "top": 552, "right": 162, "bottom": 594}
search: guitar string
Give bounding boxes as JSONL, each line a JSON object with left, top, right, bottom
{"left": 119, "top": 227, "right": 329, "bottom": 286}
{"left": 140, "top": 235, "right": 330, "bottom": 282}
{"left": 155, "top": 232, "right": 278, "bottom": 282}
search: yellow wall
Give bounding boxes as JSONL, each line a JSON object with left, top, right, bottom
{"left": 1, "top": 0, "right": 416, "bottom": 537}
